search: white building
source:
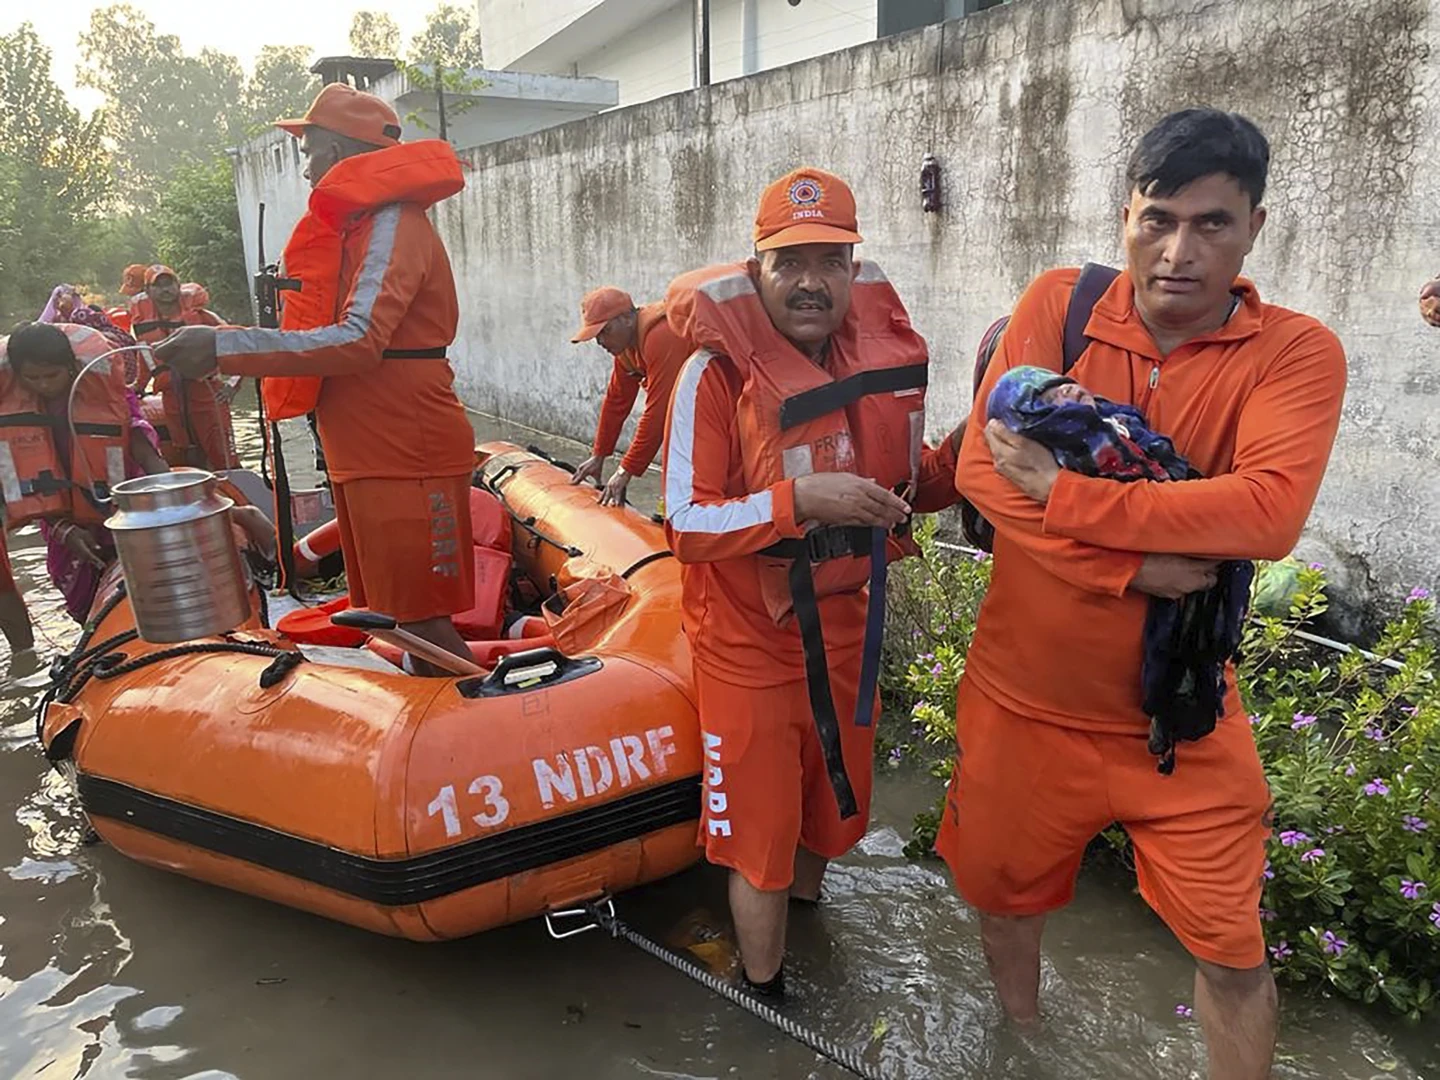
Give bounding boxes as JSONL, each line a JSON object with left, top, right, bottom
{"left": 477, "top": 0, "right": 1005, "bottom": 108}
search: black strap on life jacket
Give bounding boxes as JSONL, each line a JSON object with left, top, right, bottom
{"left": 131, "top": 319, "right": 188, "bottom": 337}
{"left": 381, "top": 346, "right": 448, "bottom": 359}
{"left": 960, "top": 262, "right": 1120, "bottom": 552}
{"left": 778, "top": 364, "right": 927, "bottom": 431}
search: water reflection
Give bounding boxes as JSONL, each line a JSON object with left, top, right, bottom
{"left": 0, "top": 395, "right": 1431, "bottom": 1078}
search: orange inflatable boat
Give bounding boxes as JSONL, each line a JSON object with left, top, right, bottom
{"left": 39, "top": 443, "right": 701, "bottom": 940}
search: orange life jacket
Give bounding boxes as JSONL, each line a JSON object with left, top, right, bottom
{"left": 127, "top": 289, "right": 236, "bottom": 471}
{"left": 0, "top": 324, "right": 133, "bottom": 528}
{"left": 127, "top": 285, "right": 212, "bottom": 344}
{"left": 262, "top": 140, "right": 466, "bottom": 421}
{"left": 668, "top": 261, "right": 927, "bottom": 624}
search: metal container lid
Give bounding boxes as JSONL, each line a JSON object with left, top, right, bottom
{"left": 106, "top": 471, "right": 234, "bottom": 531}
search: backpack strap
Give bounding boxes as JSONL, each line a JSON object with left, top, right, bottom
{"left": 1061, "top": 262, "right": 1121, "bottom": 374}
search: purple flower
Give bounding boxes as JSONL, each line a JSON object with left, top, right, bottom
{"left": 1259, "top": 907, "right": 1278, "bottom": 922}
{"left": 1400, "top": 879, "right": 1426, "bottom": 901}
{"left": 1249, "top": 714, "right": 1262, "bottom": 726}
{"left": 1345, "top": 763, "right": 1357, "bottom": 777}
{"left": 1279, "top": 830, "right": 1310, "bottom": 847}
{"left": 1269, "top": 940, "right": 1293, "bottom": 961}
{"left": 1301, "top": 848, "right": 1325, "bottom": 864}
{"left": 1262, "top": 859, "right": 1275, "bottom": 881}
{"left": 888, "top": 747, "right": 903, "bottom": 765}
{"left": 920, "top": 653, "right": 934, "bottom": 663}
{"left": 1308, "top": 562, "right": 1325, "bottom": 571}
{"left": 1320, "top": 930, "right": 1347, "bottom": 956}
{"left": 1364, "top": 779, "right": 1390, "bottom": 798}
{"left": 1408, "top": 586, "right": 1432, "bottom": 603}
{"left": 1323, "top": 824, "right": 1345, "bottom": 835}
{"left": 1430, "top": 904, "right": 1440, "bottom": 930}
{"left": 1174, "top": 1004, "right": 1193, "bottom": 1019}
{"left": 1364, "top": 726, "right": 1387, "bottom": 742}
{"left": 1292, "top": 713, "right": 1317, "bottom": 730}
{"left": 930, "top": 662, "right": 944, "bottom": 677}
{"left": 971, "top": 550, "right": 990, "bottom": 563}
{"left": 1403, "top": 815, "right": 1429, "bottom": 834}
{"left": 1402, "top": 706, "right": 1420, "bottom": 719}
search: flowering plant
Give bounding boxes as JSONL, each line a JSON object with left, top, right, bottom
{"left": 886, "top": 548, "right": 1440, "bottom": 1018}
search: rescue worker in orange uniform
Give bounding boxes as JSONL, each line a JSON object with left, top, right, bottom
{"left": 662, "top": 168, "right": 962, "bottom": 998}
{"left": 937, "top": 110, "right": 1347, "bottom": 1079}
{"left": 155, "top": 83, "right": 476, "bottom": 675}
{"left": 0, "top": 530, "right": 34, "bottom": 655}
{"left": 568, "top": 287, "right": 692, "bottom": 507}
{"left": 129, "top": 266, "right": 237, "bottom": 471}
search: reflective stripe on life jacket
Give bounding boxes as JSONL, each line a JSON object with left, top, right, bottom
{"left": 0, "top": 324, "right": 132, "bottom": 528}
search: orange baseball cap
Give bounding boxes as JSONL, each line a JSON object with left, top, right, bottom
{"left": 571, "top": 286, "right": 635, "bottom": 343}
{"left": 119, "top": 264, "right": 147, "bottom": 296}
{"left": 144, "top": 264, "right": 178, "bottom": 286}
{"left": 276, "top": 83, "right": 403, "bottom": 148}
{"left": 754, "top": 167, "right": 863, "bottom": 252}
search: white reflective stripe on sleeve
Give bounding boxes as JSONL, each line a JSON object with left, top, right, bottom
{"left": 217, "top": 204, "right": 403, "bottom": 359}
{"left": 664, "top": 350, "right": 775, "bottom": 535}
{"left": 697, "top": 272, "right": 755, "bottom": 303}
{"left": 105, "top": 446, "right": 126, "bottom": 491}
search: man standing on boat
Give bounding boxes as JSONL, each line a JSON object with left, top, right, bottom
{"left": 662, "top": 168, "right": 962, "bottom": 998}
{"left": 568, "top": 286, "right": 691, "bottom": 508}
{"left": 154, "top": 83, "right": 477, "bottom": 675}
{"left": 937, "top": 110, "right": 1347, "bottom": 1079}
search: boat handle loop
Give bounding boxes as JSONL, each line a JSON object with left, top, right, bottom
{"left": 545, "top": 897, "right": 613, "bottom": 940}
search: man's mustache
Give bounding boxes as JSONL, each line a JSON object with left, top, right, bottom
{"left": 787, "top": 290, "right": 832, "bottom": 310}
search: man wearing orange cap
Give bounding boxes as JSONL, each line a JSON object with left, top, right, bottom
{"left": 155, "top": 83, "right": 477, "bottom": 675}
{"left": 661, "top": 167, "right": 962, "bottom": 998}
{"left": 569, "top": 286, "right": 692, "bottom": 507}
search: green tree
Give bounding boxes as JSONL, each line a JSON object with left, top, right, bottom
{"left": 245, "top": 45, "right": 319, "bottom": 133}
{"left": 0, "top": 24, "right": 112, "bottom": 323}
{"left": 152, "top": 158, "right": 249, "bottom": 321}
{"left": 349, "top": 11, "right": 401, "bottom": 58}
{"left": 78, "top": 5, "right": 246, "bottom": 201}
{"left": 408, "top": 4, "right": 483, "bottom": 69}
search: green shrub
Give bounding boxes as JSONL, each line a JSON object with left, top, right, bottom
{"left": 886, "top": 548, "right": 1440, "bottom": 1019}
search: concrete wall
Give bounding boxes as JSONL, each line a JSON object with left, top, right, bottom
{"left": 443, "top": 0, "right": 1440, "bottom": 617}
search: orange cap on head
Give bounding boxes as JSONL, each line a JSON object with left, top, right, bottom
{"left": 119, "top": 264, "right": 147, "bottom": 296}
{"left": 753, "top": 167, "right": 863, "bottom": 252}
{"left": 571, "top": 286, "right": 635, "bottom": 343}
{"left": 275, "top": 83, "right": 403, "bottom": 149}
{"left": 144, "top": 264, "right": 178, "bottom": 286}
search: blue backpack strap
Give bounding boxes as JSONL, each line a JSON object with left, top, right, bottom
{"left": 1061, "top": 263, "right": 1120, "bottom": 373}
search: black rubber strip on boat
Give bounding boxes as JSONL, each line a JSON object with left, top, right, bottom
{"left": 77, "top": 773, "right": 701, "bottom": 906}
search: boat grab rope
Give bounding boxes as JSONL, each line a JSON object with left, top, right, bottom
{"left": 582, "top": 900, "right": 884, "bottom": 1080}
{"left": 86, "top": 641, "right": 302, "bottom": 685}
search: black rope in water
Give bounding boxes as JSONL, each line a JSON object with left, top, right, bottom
{"left": 585, "top": 902, "right": 883, "bottom": 1080}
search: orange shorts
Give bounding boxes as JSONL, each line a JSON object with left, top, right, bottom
{"left": 331, "top": 475, "right": 475, "bottom": 624}
{"left": 936, "top": 678, "right": 1272, "bottom": 969}
{"left": 696, "top": 662, "right": 878, "bottom": 891}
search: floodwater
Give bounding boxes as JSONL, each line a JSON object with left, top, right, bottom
{"left": 0, "top": 400, "right": 1435, "bottom": 1080}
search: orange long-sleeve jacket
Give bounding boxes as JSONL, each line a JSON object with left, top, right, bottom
{"left": 215, "top": 202, "right": 474, "bottom": 484}
{"left": 959, "top": 267, "right": 1347, "bottom": 732}
{"left": 664, "top": 353, "right": 960, "bottom": 688}
{"left": 591, "top": 302, "right": 692, "bottom": 477}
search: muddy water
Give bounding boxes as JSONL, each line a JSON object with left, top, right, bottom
{"left": 0, "top": 400, "right": 1434, "bottom": 1080}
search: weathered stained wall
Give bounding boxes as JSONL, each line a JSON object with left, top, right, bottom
{"left": 437, "top": 0, "right": 1440, "bottom": 618}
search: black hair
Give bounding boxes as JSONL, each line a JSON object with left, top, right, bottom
{"left": 1126, "top": 109, "right": 1270, "bottom": 207}
{"left": 7, "top": 322, "right": 76, "bottom": 371}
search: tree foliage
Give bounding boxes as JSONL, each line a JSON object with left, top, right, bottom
{"left": 0, "top": 24, "right": 113, "bottom": 323}
{"left": 349, "top": 11, "right": 402, "bottom": 59}
{"left": 152, "top": 159, "right": 249, "bottom": 322}
{"left": 408, "top": 4, "right": 484, "bottom": 69}
{"left": 245, "top": 45, "right": 319, "bottom": 134}
{"left": 78, "top": 5, "right": 246, "bottom": 200}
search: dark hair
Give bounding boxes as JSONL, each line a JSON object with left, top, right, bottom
{"left": 7, "top": 322, "right": 76, "bottom": 371}
{"left": 1126, "top": 109, "right": 1270, "bottom": 207}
